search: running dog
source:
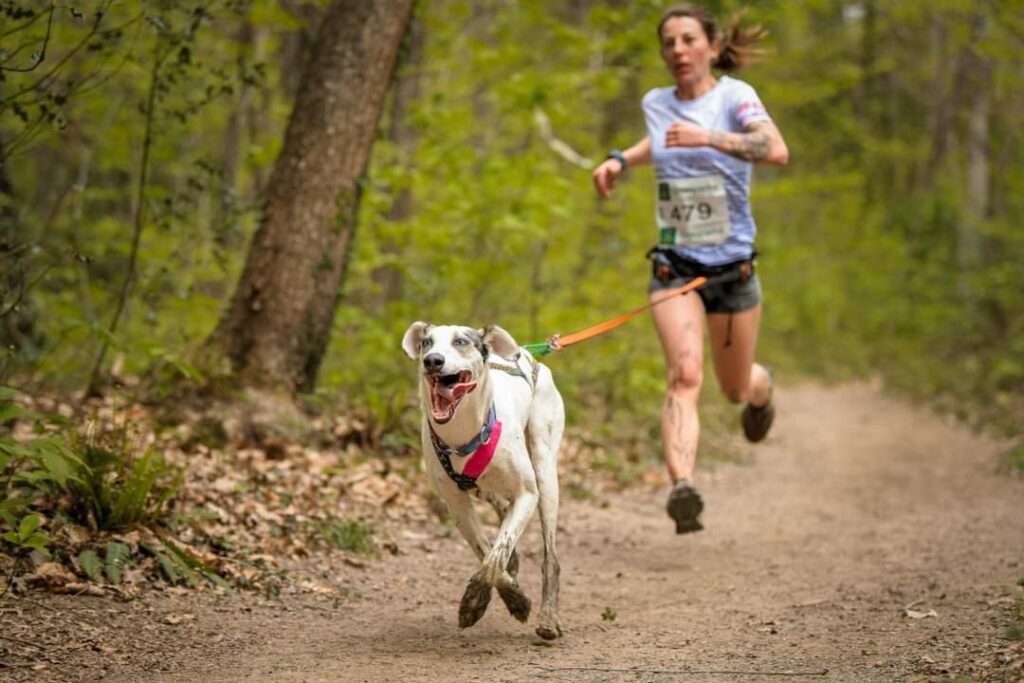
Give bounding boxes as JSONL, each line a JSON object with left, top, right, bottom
{"left": 401, "top": 322, "right": 565, "bottom": 640}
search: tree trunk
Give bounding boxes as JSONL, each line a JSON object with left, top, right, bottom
{"left": 959, "top": 12, "right": 991, "bottom": 277}
{"left": 205, "top": 0, "right": 415, "bottom": 393}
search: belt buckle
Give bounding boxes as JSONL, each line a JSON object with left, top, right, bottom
{"left": 650, "top": 251, "right": 673, "bottom": 284}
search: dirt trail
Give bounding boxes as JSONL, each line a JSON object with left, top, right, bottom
{"left": 9, "top": 383, "right": 1024, "bottom": 682}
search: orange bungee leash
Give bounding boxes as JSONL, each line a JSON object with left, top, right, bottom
{"left": 521, "top": 275, "right": 709, "bottom": 357}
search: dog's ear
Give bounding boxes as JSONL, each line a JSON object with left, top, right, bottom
{"left": 480, "top": 325, "right": 520, "bottom": 361}
{"left": 401, "top": 321, "right": 432, "bottom": 360}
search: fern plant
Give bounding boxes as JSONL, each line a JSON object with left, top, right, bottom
{"left": 68, "top": 443, "right": 182, "bottom": 532}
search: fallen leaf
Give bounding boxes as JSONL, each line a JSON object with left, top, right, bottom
{"left": 905, "top": 608, "right": 938, "bottom": 619}
{"left": 52, "top": 582, "right": 105, "bottom": 596}
{"left": 31, "top": 562, "right": 77, "bottom": 588}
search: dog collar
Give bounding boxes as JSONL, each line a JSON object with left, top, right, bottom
{"left": 428, "top": 403, "right": 502, "bottom": 491}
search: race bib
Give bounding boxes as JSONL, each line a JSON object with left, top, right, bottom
{"left": 656, "top": 175, "right": 731, "bottom": 247}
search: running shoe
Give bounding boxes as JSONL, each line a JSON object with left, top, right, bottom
{"left": 666, "top": 480, "right": 704, "bottom": 534}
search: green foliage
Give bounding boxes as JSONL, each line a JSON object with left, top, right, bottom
{"left": 1, "top": 384, "right": 182, "bottom": 581}
{"left": 68, "top": 441, "right": 182, "bottom": 532}
{"left": 1, "top": 512, "right": 49, "bottom": 556}
{"left": 76, "top": 548, "right": 104, "bottom": 582}
{"left": 313, "top": 517, "right": 376, "bottom": 556}
{"left": 104, "top": 540, "right": 131, "bottom": 584}
{"left": 1, "top": 386, "right": 79, "bottom": 556}
{"left": 155, "top": 537, "right": 230, "bottom": 589}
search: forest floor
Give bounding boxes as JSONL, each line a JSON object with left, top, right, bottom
{"left": 3, "top": 381, "right": 1023, "bottom": 683}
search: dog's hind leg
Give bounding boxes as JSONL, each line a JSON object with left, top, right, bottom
{"left": 528, "top": 371, "right": 566, "bottom": 640}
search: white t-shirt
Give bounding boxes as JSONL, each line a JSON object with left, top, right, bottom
{"left": 642, "top": 75, "right": 772, "bottom": 265}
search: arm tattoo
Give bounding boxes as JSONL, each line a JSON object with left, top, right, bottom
{"left": 708, "top": 130, "right": 772, "bottom": 162}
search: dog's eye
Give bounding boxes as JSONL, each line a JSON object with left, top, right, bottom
{"left": 453, "top": 338, "right": 467, "bottom": 347}
{"left": 421, "top": 338, "right": 433, "bottom": 350}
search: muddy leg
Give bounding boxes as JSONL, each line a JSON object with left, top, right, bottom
{"left": 444, "top": 491, "right": 494, "bottom": 629}
{"left": 480, "top": 491, "right": 519, "bottom": 579}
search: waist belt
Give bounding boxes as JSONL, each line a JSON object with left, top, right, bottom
{"left": 646, "top": 246, "right": 755, "bottom": 285}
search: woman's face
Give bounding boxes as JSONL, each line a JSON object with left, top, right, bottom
{"left": 660, "top": 16, "right": 718, "bottom": 88}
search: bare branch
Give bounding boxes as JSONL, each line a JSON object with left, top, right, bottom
{"left": 533, "top": 108, "right": 593, "bottom": 169}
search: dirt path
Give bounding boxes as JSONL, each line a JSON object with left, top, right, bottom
{"left": 7, "top": 383, "right": 1024, "bottom": 682}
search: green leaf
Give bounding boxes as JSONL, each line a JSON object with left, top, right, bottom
{"left": 23, "top": 534, "right": 50, "bottom": 556}
{"left": 0, "top": 386, "right": 21, "bottom": 401}
{"left": 0, "top": 435, "right": 28, "bottom": 459}
{"left": 0, "top": 403, "right": 27, "bottom": 422}
{"left": 154, "top": 552, "right": 182, "bottom": 584}
{"left": 202, "top": 570, "right": 231, "bottom": 591}
{"left": 104, "top": 541, "right": 131, "bottom": 584}
{"left": 78, "top": 549, "right": 104, "bottom": 582}
{"left": 18, "top": 513, "right": 42, "bottom": 540}
{"left": 32, "top": 438, "right": 78, "bottom": 488}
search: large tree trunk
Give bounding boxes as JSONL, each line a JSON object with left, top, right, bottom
{"left": 205, "top": 0, "right": 415, "bottom": 393}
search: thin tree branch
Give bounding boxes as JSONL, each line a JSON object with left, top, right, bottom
{"left": 86, "top": 41, "right": 169, "bottom": 395}
{"left": 533, "top": 108, "right": 594, "bottom": 169}
{"left": 0, "top": 2, "right": 55, "bottom": 71}
{"left": 0, "top": 4, "right": 50, "bottom": 41}
{"left": 1, "top": 0, "right": 114, "bottom": 100}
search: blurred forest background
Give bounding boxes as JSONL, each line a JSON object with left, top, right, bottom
{"left": 2, "top": 0, "right": 1022, "bottom": 445}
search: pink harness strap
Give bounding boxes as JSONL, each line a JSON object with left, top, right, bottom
{"left": 461, "top": 418, "right": 502, "bottom": 480}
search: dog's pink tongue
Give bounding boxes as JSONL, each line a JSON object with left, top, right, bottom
{"left": 451, "top": 382, "right": 477, "bottom": 400}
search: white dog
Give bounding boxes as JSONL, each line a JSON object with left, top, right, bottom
{"left": 402, "top": 322, "right": 565, "bottom": 640}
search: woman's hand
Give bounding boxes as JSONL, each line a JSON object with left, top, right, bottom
{"left": 592, "top": 158, "right": 624, "bottom": 199}
{"left": 665, "top": 121, "right": 711, "bottom": 148}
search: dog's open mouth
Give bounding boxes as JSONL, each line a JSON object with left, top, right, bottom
{"left": 429, "top": 371, "right": 477, "bottom": 424}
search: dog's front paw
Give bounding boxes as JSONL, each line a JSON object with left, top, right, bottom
{"left": 496, "top": 576, "right": 531, "bottom": 623}
{"left": 458, "top": 577, "right": 492, "bottom": 628}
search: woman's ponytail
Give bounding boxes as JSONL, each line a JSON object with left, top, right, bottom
{"left": 714, "top": 11, "right": 769, "bottom": 72}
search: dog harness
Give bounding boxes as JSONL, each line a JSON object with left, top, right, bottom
{"left": 487, "top": 353, "right": 540, "bottom": 392}
{"left": 428, "top": 402, "right": 503, "bottom": 491}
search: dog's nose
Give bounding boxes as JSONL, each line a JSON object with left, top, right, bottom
{"left": 423, "top": 353, "right": 445, "bottom": 373}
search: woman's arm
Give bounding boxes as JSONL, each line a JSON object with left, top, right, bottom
{"left": 665, "top": 120, "right": 789, "bottom": 166}
{"left": 592, "top": 136, "right": 652, "bottom": 198}
{"left": 708, "top": 120, "right": 788, "bottom": 165}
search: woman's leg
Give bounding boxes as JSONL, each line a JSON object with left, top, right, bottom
{"left": 650, "top": 289, "right": 706, "bottom": 483}
{"left": 706, "top": 305, "right": 772, "bottom": 407}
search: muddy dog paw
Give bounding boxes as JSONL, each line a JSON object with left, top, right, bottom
{"left": 496, "top": 576, "right": 531, "bottom": 623}
{"left": 458, "top": 577, "right": 492, "bottom": 628}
